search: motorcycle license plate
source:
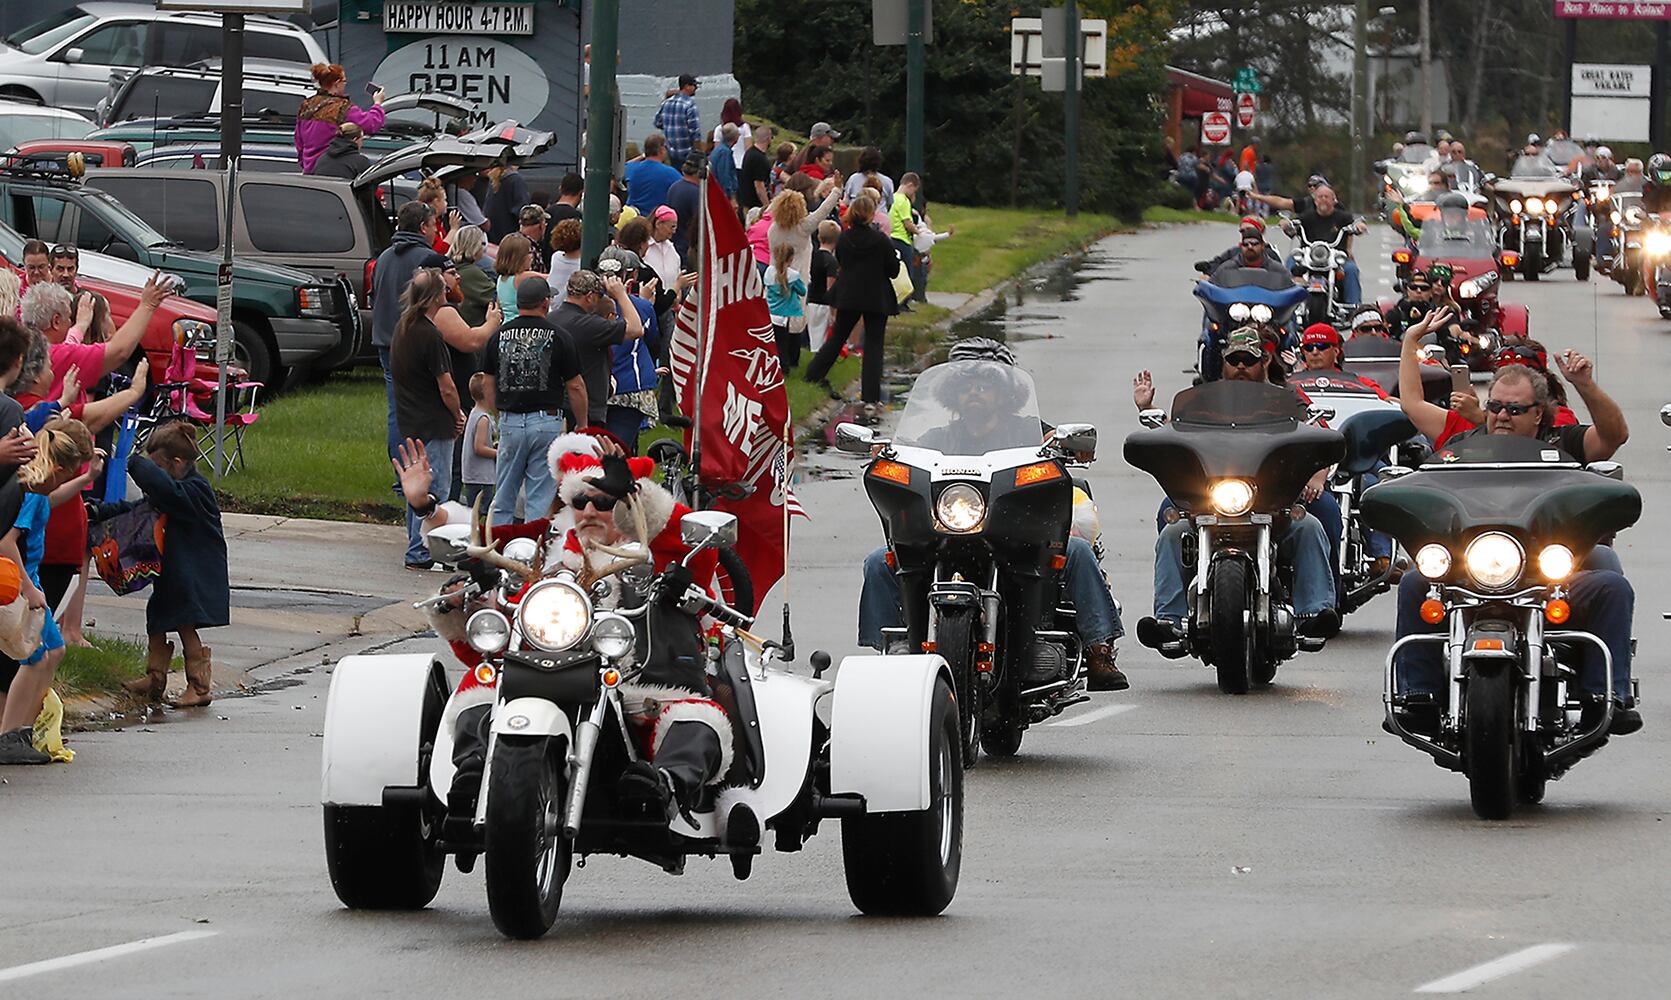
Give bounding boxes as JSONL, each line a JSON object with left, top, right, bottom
{"left": 1308, "top": 282, "right": 1326, "bottom": 292}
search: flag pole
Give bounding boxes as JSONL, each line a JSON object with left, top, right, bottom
{"left": 688, "top": 175, "right": 710, "bottom": 492}
{"left": 778, "top": 412, "right": 794, "bottom": 660}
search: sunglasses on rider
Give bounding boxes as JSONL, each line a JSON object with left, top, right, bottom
{"left": 1223, "top": 351, "right": 1264, "bottom": 368}
{"left": 1356, "top": 322, "right": 1387, "bottom": 332}
{"left": 1484, "top": 399, "right": 1538, "bottom": 416}
{"left": 570, "top": 493, "right": 619, "bottom": 512}
{"left": 1300, "top": 343, "right": 1334, "bottom": 353}
{"left": 1407, "top": 282, "right": 1431, "bottom": 291}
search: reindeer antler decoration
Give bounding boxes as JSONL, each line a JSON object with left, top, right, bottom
{"left": 461, "top": 493, "right": 537, "bottom": 582}
{"left": 578, "top": 492, "right": 653, "bottom": 588}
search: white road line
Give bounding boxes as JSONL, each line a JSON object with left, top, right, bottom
{"left": 0, "top": 931, "right": 218, "bottom": 984}
{"left": 1412, "top": 943, "right": 1577, "bottom": 994}
{"left": 1046, "top": 703, "right": 1137, "bottom": 727}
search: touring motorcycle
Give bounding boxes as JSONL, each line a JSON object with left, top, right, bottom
{"left": 1363, "top": 434, "right": 1640, "bottom": 819}
{"left": 1284, "top": 221, "right": 1359, "bottom": 328}
{"left": 1125, "top": 379, "right": 1344, "bottom": 693}
{"left": 1489, "top": 163, "right": 1579, "bottom": 280}
{"left": 840, "top": 359, "right": 1096, "bottom": 763}
{"left": 1193, "top": 267, "right": 1307, "bottom": 381}
{"left": 1385, "top": 197, "right": 1529, "bottom": 372}
{"left": 1604, "top": 190, "right": 1650, "bottom": 296}
{"left": 321, "top": 509, "right": 961, "bottom": 938}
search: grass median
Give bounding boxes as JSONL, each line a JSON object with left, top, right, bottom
{"left": 215, "top": 203, "right": 1123, "bottom": 523}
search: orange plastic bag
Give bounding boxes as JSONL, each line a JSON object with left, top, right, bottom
{"left": 0, "top": 556, "right": 19, "bottom": 606}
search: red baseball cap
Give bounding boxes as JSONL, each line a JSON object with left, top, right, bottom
{"left": 1301, "top": 322, "right": 1341, "bottom": 347}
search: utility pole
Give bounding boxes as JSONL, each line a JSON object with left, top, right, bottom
{"left": 905, "top": 0, "right": 926, "bottom": 176}
{"left": 1352, "top": 0, "right": 1368, "bottom": 214}
{"left": 214, "top": 11, "right": 243, "bottom": 480}
{"left": 1063, "top": 0, "right": 1079, "bottom": 216}
{"left": 1417, "top": 0, "right": 1432, "bottom": 136}
{"left": 579, "top": 0, "right": 619, "bottom": 267}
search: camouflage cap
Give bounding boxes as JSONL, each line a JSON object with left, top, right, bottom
{"left": 1223, "top": 326, "right": 1268, "bottom": 357}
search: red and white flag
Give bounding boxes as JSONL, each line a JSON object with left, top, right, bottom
{"left": 668, "top": 177, "right": 807, "bottom": 613}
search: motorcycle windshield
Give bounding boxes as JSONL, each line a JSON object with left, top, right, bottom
{"left": 1361, "top": 433, "right": 1642, "bottom": 549}
{"left": 1397, "top": 145, "right": 1434, "bottom": 164}
{"left": 894, "top": 360, "right": 1043, "bottom": 455}
{"left": 1123, "top": 381, "right": 1345, "bottom": 511}
{"left": 1510, "top": 156, "right": 1561, "bottom": 179}
{"left": 1195, "top": 272, "right": 1309, "bottom": 311}
{"left": 1418, "top": 217, "right": 1495, "bottom": 259}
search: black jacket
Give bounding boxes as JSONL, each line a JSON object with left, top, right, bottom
{"left": 313, "top": 135, "right": 372, "bottom": 180}
{"left": 830, "top": 223, "right": 901, "bottom": 315}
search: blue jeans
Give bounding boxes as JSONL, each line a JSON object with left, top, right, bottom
{"left": 857, "top": 537, "right": 1123, "bottom": 650}
{"left": 605, "top": 404, "right": 647, "bottom": 455}
{"left": 1393, "top": 567, "right": 1634, "bottom": 702}
{"left": 490, "top": 410, "right": 564, "bottom": 527}
{"left": 406, "top": 436, "right": 455, "bottom": 566}
{"left": 377, "top": 346, "right": 399, "bottom": 460}
{"left": 1157, "top": 493, "right": 1342, "bottom": 581}
{"left": 1289, "top": 257, "right": 1363, "bottom": 306}
{"left": 1152, "top": 507, "right": 1337, "bottom": 621}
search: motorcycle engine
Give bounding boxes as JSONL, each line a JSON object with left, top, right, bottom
{"left": 1028, "top": 640, "right": 1070, "bottom": 685}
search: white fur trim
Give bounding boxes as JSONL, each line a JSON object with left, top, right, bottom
{"left": 558, "top": 467, "right": 607, "bottom": 508}
{"left": 426, "top": 602, "right": 468, "bottom": 644}
{"left": 614, "top": 478, "right": 675, "bottom": 542}
{"left": 716, "top": 783, "right": 767, "bottom": 839}
{"left": 546, "top": 432, "right": 601, "bottom": 484}
{"left": 440, "top": 683, "right": 495, "bottom": 737}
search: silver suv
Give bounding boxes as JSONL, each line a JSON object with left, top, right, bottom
{"left": 0, "top": 3, "right": 326, "bottom": 116}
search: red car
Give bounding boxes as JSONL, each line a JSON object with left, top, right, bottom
{"left": 4, "top": 139, "right": 136, "bottom": 170}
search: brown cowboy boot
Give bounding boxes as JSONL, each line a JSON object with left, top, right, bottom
{"left": 1086, "top": 641, "right": 1130, "bottom": 692}
{"left": 169, "top": 645, "right": 213, "bottom": 708}
{"left": 123, "top": 640, "right": 172, "bottom": 702}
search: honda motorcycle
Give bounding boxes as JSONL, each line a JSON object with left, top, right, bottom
{"left": 321, "top": 510, "right": 962, "bottom": 938}
{"left": 1125, "top": 379, "right": 1344, "bottom": 693}
{"left": 1363, "top": 434, "right": 1640, "bottom": 820}
{"left": 840, "top": 359, "right": 1096, "bottom": 763}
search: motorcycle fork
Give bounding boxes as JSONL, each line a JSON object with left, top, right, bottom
{"left": 563, "top": 693, "right": 614, "bottom": 838}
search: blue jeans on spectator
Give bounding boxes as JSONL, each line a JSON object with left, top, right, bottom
{"left": 1151, "top": 503, "right": 1336, "bottom": 621}
{"left": 605, "top": 404, "right": 646, "bottom": 456}
{"left": 377, "top": 347, "right": 399, "bottom": 460}
{"left": 1393, "top": 566, "right": 1634, "bottom": 702}
{"left": 406, "top": 436, "right": 454, "bottom": 566}
{"left": 490, "top": 410, "right": 564, "bottom": 527}
{"left": 858, "top": 537, "right": 1122, "bottom": 650}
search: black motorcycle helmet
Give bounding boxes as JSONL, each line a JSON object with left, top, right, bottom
{"left": 1436, "top": 191, "right": 1471, "bottom": 236}
{"left": 1649, "top": 153, "right": 1671, "bottom": 187}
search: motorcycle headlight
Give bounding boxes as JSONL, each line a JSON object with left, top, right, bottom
{"left": 1545, "top": 198, "right": 1560, "bottom": 214}
{"left": 1464, "top": 532, "right": 1524, "bottom": 591}
{"left": 1646, "top": 230, "right": 1671, "bottom": 256}
{"left": 1458, "top": 277, "right": 1482, "bottom": 299}
{"left": 1538, "top": 543, "right": 1576, "bottom": 582}
{"left": 1229, "top": 302, "right": 1251, "bottom": 321}
{"left": 1526, "top": 199, "right": 1544, "bottom": 215}
{"left": 935, "top": 483, "right": 987, "bottom": 533}
{"left": 517, "top": 579, "right": 593, "bottom": 651}
{"left": 1210, "top": 478, "right": 1254, "bottom": 516}
{"left": 1510, "top": 198, "right": 1523, "bottom": 214}
{"left": 466, "top": 609, "right": 512, "bottom": 655}
{"left": 1611, "top": 210, "right": 1622, "bottom": 224}
{"left": 1476, "top": 331, "right": 1494, "bottom": 352}
{"left": 1626, "top": 206, "right": 1645, "bottom": 224}
{"left": 1249, "top": 303, "right": 1272, "bottom": 323}
{"left": 1415, "top": 543, "right": 1452, "bottom": 579}
{"left": 590, "top": 612, "right": 636, "bottom": 659}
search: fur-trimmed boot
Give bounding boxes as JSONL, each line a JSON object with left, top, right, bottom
{"left": 169, "top": 645, "right": 213, "bottom": 708}
{"left": 123, "top": 640, "right": 171, "bottom": 702}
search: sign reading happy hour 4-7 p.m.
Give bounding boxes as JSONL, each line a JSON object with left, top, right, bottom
{"left": 1554, "top": 0, "right": 1671, "bottom": 18}
{"left": 374, "top": 36, "right": 550, "bottom": 128}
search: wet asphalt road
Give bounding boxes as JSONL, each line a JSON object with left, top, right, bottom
{"left": 3, "top": 221, "right": 1670, "bottom": 998}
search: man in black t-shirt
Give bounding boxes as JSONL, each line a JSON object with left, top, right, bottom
{"left": 551, "top": 270, "right": 644, "bottom": 429}
{"left": 482, "top": 275, "right": 589, "bottom": 527}
{"left": 738, "top": 126, "right": 774, "bottom": 214}
{"left": 390, "top": 271, "right": 462, "bottom": 569}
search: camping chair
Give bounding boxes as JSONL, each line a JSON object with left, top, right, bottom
{"left": 148, "top": 325, "right": 263, "bottom": 474}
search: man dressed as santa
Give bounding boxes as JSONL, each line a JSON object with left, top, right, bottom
{"left": 393, "top": 434, "right": 755, "bottom": 846}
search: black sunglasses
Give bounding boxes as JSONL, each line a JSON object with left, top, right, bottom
{"left": 1300, "top": 343, "right": 1334, "bottom": 352}
{"left": 1407, "top": 282, "right": 1432, "bottom": 291}
{"left": 570, "top": 493, "right": 618, "bottom": 512}
{"left": 1356, "top": 322, "right": 1387, "bottom": 331}
{"left": 1484, "top": 399, "right": 1538, "bottom": 416}
{"left": 1223, "top": 351, "right": 1263, "bottom": 368}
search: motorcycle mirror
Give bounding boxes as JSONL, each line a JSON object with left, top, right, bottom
{"left": 1659, "top": 403, "right": 1671, "bottom": 427}
{"left": 680, "top": 509, "right": 739, "bottom": 549}
{"left": 1052, "top": 422, "right": 1098, "bottom": 457}
{"left": 1481, "top": 173, "right": 1498, "bottom": 186}
{"left": 1586, "top": 460, "right": 1625, "bottom": 480}
{"left": 502, "top": 537, "right": 538, "bottom": 565}
{"left": 426, "top": 522, "right": 471, "bottom": 564}
{"left": 835, "top": 421, "right": 876, "bottom": 454}
{"left": 1138, "top": 408, "right": 1167, "bottom": 429}
{"left": 1372, "top": 161, "right": 1389, "bottom": 175}
{"left": 1378, "top": 465, "right": 1415, "bottom": 480}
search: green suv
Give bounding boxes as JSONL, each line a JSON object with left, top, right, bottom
{"left": 0, "top": 160, "right": 355, "bottom": 384}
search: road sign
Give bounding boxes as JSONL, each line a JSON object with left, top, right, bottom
{"left": 1009, "top": 17, "right": 1108, "bottom": 79}
{"left": 215, "top": 262, "right": 234, "bottom": 364}
{"left": 1202, "top": 111, "right": 1232, "bottom": 145}
{"left": 1235, "top": 92, "right": 1257, "bottom": 129}
{"left": 1233, "top": 66, "right": 1262, "bottom": 94}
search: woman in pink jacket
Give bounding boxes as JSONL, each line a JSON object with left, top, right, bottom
{"left": 294, "top": 63, "right": 386, "bottom": 174}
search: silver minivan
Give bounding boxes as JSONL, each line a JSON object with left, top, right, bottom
{"left": 0, "top": 3, "right": 326, "bottom": 116}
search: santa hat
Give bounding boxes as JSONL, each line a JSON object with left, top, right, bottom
{"left": 557, "top": 451, "right": 657, "bottom": 509}
{"left": 546, "top": 432, "right": 602, "bottom": 486}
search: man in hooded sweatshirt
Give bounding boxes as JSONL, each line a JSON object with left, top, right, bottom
{"left": 312, "top": 122, "right": 372, "bottom": 180}
{"left": 372, "top": 201, "right": 442, "bottom": 459}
